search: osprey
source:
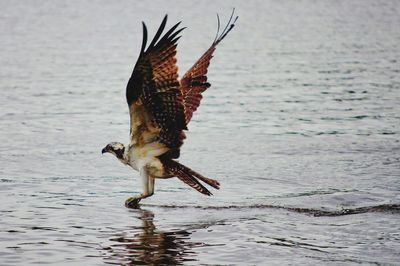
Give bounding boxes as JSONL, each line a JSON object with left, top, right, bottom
{"left": 102, "top": 11, "right": 238, "bottom": 207}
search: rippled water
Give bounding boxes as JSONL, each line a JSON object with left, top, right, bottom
{"left": 1, "top": 0, "right": 400, "bottom": 265}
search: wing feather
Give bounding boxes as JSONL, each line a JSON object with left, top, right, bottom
{"left": 126, "top": 15, "right": 186, "bottom": 152}
{"left": 180, "top": 9, "right": 238, "bottom": 124}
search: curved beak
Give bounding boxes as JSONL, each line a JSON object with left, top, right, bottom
{"left": 101, "top": 147, "right": 107, "bottom": 154}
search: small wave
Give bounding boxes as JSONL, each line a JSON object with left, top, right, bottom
{"left": 26, "top": 226, "right": 58, "bottom": 231}
{"left": 351, "top": 115, "right": 368, "bottom": 119}
{"left": 380, "top": 131, "right": 396, "bottom": 135}
{"left": 334, "top": 97, "right": 368, "bottom": 102}
{"left": 143, "top": 204, "right": 400, "bottom": 217}
{"left": 315, "top": 130, "right": 343, "bottom": 135}
{"left": 274, "top": 188, "right": 357, "bottom": 198}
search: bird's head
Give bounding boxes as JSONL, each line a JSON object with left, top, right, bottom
{"left": 102, "top": 142, "right": 126, "bottom": 160}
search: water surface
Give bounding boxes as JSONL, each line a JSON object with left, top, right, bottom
{"left": 1, "top": 0, "right": 399, "bottom": 265}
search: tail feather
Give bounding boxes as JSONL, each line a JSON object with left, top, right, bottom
{"left": 178, "top": 162, "right": 220, "bottom": 190}
{"left": 161, "top": 158, "right": 219, "bottom": 195}
{"left": 176, "top": 168, "right": 212, "bottom": 196}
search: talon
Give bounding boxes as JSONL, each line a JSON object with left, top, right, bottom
{"left": 125, "top": 197, "right": 141, "bottom": 208}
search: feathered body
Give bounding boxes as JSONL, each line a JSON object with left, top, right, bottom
{"left": 102, "top": 11, "right": 238, "bottom": 207}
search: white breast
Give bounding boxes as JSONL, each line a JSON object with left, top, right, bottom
{"left": 127, "top": 141, "right": 168, "bottom": 171}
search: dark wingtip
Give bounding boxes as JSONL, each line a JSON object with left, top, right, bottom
{"left": 140, "top": 22, "right": 148, "bottom": 54}
{"left": 148, "top": 14, "right": 169, "bottom": 49}
{"left": 163, "top": 21, "right": 183, "bottom": 41}
{"left": 168, "top": 26, "right": 185, "bottom": 43}
{"left": 214, "top": 8, "right": 238, "bottom": 45}
{"left": 213, "top": 14, "right": 221, "bottom": 43}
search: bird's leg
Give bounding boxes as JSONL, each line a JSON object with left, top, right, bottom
{"left": 125, "top": 167, "right": 155, "bottom": 208}
{"left": 147, "top": 176, "right": 155, "bottom": 197}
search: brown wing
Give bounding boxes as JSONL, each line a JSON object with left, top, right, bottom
{"left": 180, "top": 10, "right": 238, "bottom": 125}
{"left": 126, "top": 15, "right": 186, "bottom": 153}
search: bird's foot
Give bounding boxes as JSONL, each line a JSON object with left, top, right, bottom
{"left": 125, "top": 196, "right": 142, "bottom": 208}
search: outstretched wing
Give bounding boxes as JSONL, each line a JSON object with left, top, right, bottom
{"left": 126, "top": 15, "right": 187, "bottom": 152}
{"left": 180, "top": 10, "right": 238, "bottom": 125}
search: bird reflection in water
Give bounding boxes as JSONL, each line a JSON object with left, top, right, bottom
{"left": 105, "top": 208, "right": 202, "bottom": 265}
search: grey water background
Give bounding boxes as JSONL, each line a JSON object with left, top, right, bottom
{"left": 1, "top": 0, "right": 399, "bottom": 265}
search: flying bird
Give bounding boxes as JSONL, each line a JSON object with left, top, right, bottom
{"left": 102, "top": 11, "right": 238, "bottom": 207}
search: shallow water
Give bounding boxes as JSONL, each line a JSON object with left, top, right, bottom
{"left": 1, "top": 0, "right": 400, "bottom": 265}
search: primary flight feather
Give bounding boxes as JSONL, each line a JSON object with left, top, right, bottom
{"left": 102, "top": 11, "right": 238, "bottom": 207}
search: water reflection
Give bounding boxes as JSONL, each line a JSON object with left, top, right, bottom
{"left": 105, "top": 208, "right": 202, "bottom": 265}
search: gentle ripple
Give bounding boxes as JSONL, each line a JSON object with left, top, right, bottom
{"left": 1, "top": 0, "right": 400, "bottom": 265}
